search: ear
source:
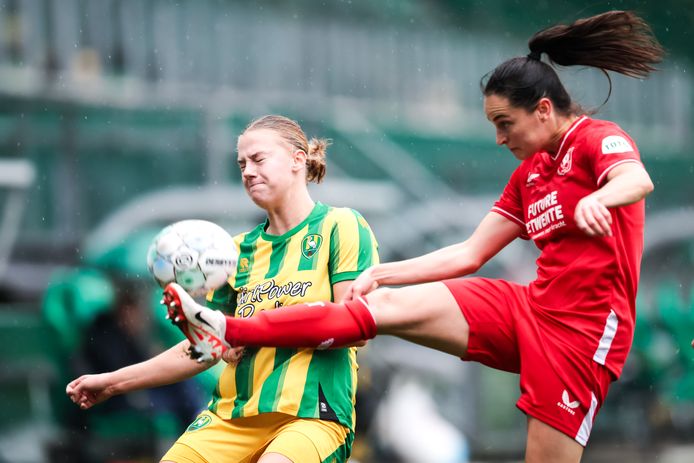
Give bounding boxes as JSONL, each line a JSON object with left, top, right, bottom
{"left": 536, "top": 97, "right": 553, "bottom": 122}
{"left": 291, "top": 149, "right": 307, "bottom": 171}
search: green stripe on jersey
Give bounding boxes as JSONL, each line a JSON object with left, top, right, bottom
{"left": 297, "top": 349, "right": 353, "bottom": 424}
{"left": 328, "top": 223, "right": 340, "bottom": 276}
{"left": 265, "top": 240, "right": 289, "bottom": 279}
{"left": 231, "top": 348, "right": 258, "bottom": 418}
{"left": 297, "top": 354, "right": 321, "bottom": 419}
{"left": 257, "top": 348, "right": 297, "bottom": 413}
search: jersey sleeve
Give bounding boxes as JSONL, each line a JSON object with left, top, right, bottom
{"left": 328, "top": 209, "right": 380, "bottom": 285}
{"left": 492, "top": 166, "right": 529, "bottom": 238}
{"left": 589, "top": 125, "right": 643, "bottom": 186}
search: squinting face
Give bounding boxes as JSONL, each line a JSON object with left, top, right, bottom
{"left": 484, "top": 94, "right": 548, "bottom": 160}
{"left": 237, "top": 129, "right": 300, "bottom": 208}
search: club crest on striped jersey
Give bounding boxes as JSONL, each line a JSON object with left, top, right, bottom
{"left": 301, "top": 234, "right": 323, "bottom": 258}
{"left": 557, "top": 147, "right": 574, "bottom": 176}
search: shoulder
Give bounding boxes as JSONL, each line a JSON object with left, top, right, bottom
{"left": 233, "top": 221, "right": 265, "bottom": 246}
{"left": 575, "top": 118, "right": 637, "bottom": 154}
{"left": 324, "top": 205, "right": 370, "bottom": 226}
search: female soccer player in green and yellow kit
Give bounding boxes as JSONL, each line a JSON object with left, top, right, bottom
{"left": 67, "top": 115, "right": 378, "bottom": 463}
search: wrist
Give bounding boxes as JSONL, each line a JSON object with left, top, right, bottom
{"left": 368, "top": 263, "right": 397, "bottom": 286}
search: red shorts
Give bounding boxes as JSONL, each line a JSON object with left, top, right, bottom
{"left": 443, "top": 277, "right": 613, "bottom": 446}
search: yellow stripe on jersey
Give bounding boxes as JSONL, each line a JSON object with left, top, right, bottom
{"left": 275, "top": 348, "right": 314, "bottom": 414}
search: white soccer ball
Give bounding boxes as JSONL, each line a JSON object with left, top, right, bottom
{"left": 146, "top": 220, "right": 238, "bottom": 296}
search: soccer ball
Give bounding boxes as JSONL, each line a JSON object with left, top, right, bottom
{"left": 147, "top": 220, "right": 238, "bottom": 296}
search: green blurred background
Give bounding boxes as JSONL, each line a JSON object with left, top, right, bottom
{"left": 1, "top": 1, "right": 693, "bottom": 462}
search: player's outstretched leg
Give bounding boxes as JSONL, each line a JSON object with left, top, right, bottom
{"left": 162, "top": 283, "right": 230, "bottom": 362}
{"left": 164, "top": 282, "right": 377, "bottom": 358}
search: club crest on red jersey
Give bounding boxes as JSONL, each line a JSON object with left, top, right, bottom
{"left": 557, "top": 147, "right": 574, "bottom": 176}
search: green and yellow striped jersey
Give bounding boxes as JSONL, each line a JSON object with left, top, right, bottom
{"left": 205, "top": 202, "right": 379, "bottom": 430}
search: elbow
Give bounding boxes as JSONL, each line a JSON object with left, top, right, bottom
{"left": 643, "top": 177, "right": 655, "bottom": 197}
{"left": 459, "top": 256, "right": 484, "bottom": 275}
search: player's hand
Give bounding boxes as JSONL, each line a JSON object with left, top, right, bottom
{"left": 574, "top": 196, "right": 613, "bottom": 237}
{"left": 222, "top": 346, "right": 246, "bottom": 365}
{"left": 66, "top": 373, "right": 115, "bottom": 410}
{"left": 343, "top": 267, "right": 379, "bottom": 301}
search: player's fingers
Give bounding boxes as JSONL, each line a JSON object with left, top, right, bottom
{"left": 341, "top": 285, "right": 355, "bottom": 303}
{"left": 66, "top": 376, "right": 84, "bottom": 394}
{"left": 574, "top": 205, "right": 590, "bottom": 235}
{"left": 222, "top": 346, "right": 245, "bottom": 364}
{"left": 591, "top": 209, "right": 612, "bottom": 236}
{"left": 349, "top": 283, "right": 366, "bottom": 300}
{"left": 577, "top": 206, "right": 601, "bottom": 236}
{"left": 592, "top": 203, "right": 613, "bottom": 236}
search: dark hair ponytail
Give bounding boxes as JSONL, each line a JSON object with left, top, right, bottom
{"left": 483, "top": 10, "right": 665, "bottom": 113}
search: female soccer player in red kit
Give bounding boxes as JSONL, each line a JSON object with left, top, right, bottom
{"left": 165, "top": 11, "right": 662, "bottom": 462}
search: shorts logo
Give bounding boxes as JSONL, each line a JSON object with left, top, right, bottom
{"left": 601, "top": 135, "right": 633, "bottom": 154}
{"left": 301, "top": 234, "right": 323, "bottom": 259}
{"left": 557, "top": 390, "right": 580, "bottom": 415}
{"left": 186, "top": 414, "right": 212, "bottom": 432}
{"left": 557, "top": 147, "right": 573, "bottom": 176}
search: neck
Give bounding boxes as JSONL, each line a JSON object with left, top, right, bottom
{"left": 264, "top": 188, "right": 315, "bottom": 235}
{"left": 546, "top": 114, "right": 580, "bottom": 155}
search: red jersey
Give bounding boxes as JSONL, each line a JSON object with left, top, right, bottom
{"left": 492, "top": 116, "right": 645, "bottom": 378}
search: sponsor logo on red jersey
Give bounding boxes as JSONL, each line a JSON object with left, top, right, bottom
{"left": 601, "top": 135, "right": 633, "bottom": 154}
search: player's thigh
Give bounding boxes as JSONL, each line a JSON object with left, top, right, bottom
{"left": 257, "top": 453, "right": 292, "bottom": 463}
{"left": 262, "top": 418, "right": 352, "bottom": 463}
{"left": 526, "top": 417, "right": 583, "bottom": 463}
{"left": 367, "top": 282, "right": 470, "bottom": 357}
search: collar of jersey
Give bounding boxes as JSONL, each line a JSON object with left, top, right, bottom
{"left": 259, "top": 201, "right": 327, "bottom": 242}
{"left": 550, "top": 115, "right": 589, "bottom": 160}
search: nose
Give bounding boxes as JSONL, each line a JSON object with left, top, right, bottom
{"left": 242, "top": 163, "right": 256, "bottom": 179}
{"left": 495, "top": 130, "right": 507, "bottom": 146}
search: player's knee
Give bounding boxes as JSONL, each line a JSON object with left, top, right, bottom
{"left": 365, "top": 287, "right": 409, "bottom": 327}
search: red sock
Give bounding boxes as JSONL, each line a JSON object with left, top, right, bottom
{"left": 224, "top": 298, "right": 377, "bottom": 349}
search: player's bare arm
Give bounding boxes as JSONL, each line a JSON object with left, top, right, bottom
{"left": 66, "top": 339, "right": 215, "bottom": 409}
{"left": 575, "top": 163, "right": 654, "bottom": 237}
{"left": 347, "top": 212, "right": 521, "bottom": 300}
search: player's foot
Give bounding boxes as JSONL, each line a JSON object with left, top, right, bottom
{"left": 161, "top": 283, "right": 230, "bottom": 362}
